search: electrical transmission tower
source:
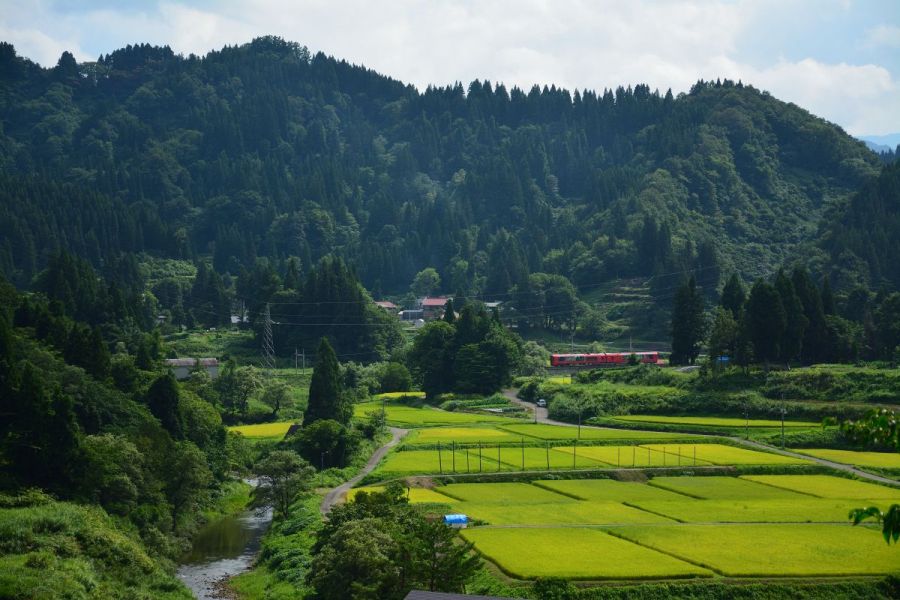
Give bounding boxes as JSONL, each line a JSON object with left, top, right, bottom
{"left": 262, "top": 303, "right": 276, "bottom": 374}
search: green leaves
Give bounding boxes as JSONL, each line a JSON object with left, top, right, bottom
{"left": 849, "top": 503, "right": 900, "bottom": 545}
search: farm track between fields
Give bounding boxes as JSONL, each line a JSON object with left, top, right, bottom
{"left": 501, "top": 389, "right": 900, "bottom": 487}
{"left": 320, "top": 426, "right": 408, "bottom": 515}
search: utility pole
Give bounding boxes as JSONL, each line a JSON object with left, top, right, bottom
{"left": 301, "top": 348, "right": 306, "bottom": 370}
{"left": 262, "top": 303, "right": 276, "bottom": 375}
{"left": 780, "top": 402, "right": 787, "bottom": 449}
{"left": 743, "top": 402, "right": 749, "bottom": 440}
{"left": 294, "top": 348, "right": 299, "bottom": 369}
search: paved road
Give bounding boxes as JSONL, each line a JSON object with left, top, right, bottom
{"left": 503, "top": 388, "right": 900, "bottom": 488}
{"left": 320, "top": 426, "right": 408, "bottom": 515}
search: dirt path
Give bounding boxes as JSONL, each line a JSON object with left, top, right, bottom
{"left": 320, "top": 426, "right": 408, "bottom": 515}
{"left": 502, "top": 388, "right": 900, "bottom": 488}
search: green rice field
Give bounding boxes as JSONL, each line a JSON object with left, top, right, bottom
{"left": 353, "top": 402, "right": 514, "bottom": 426}
{"left": 404, "top": 426, "right": 521, "bottom": 445}
{"left": 612, "top": 415, "right": 820, "bottom": 428}
{"left": 497, "top": 423, "right": 687, "bottom": 441}
{"left": 742, "top": 474, "right": 900, "bottom": 499}
{"left": 628, "top": 498, "right": 866, "bottom": 523}
{"left": 347, "top": 486, "right": 456, "bottom": 504}
{"left": 375, "top": 449, "right": 503, "bottom": 474}
{"left": 534, "top": 479, "right": 688, "bottom": 502}
{"left": 558, "top": 444, "right": 714, "bottom": 467}
{"left": 461, "top": 528, "right": 712, "bottom": 579}
{"left": 648, "top": 476, "right": 810, "bottom": 499}
{"left": 458, "top": 501, "right": 673, "bottom": 526}
{"left": 350, "top": 474, "right": 900, "bottom": 580}
{"left": 793, "top": 448, "right": 900, "bottom": 469}
{"left": 641, "top": 443, "right": 810, "bottom": 466}
{"left": 438, "top": 482, "right": 574, "bottom": 504}
{"left": 611, "top": 524, "right": 899, "bottom": 576}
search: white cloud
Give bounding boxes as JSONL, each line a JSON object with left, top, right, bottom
{"left": 0, "top": 0, "right": 897, "bottom": 134}
{"left": 867, "top": 24, "right": 900, "bottom": 48}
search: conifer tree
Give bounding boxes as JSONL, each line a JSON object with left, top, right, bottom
{"left": 774, "top": 270, "right": 808, "bottom": 365}
{"left": 720, "top": 273, "right": 746, "bottom": 318}
{"left": 670, "top": 276, "right": 705, "bottom": 365}
{"left": 443, "top": 298, "right": 456, "bottom": 324}
{"left": 746, "top": 280, "right": 785, "bottom": 366}
{"left": 305, "top": 337, "right": 348, "bottom": 425}
{"left": 146, "top": 372, "right": 183, "bottom": 439}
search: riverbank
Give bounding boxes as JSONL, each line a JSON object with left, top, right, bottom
{"left": 227, "top": 431, "right": 397, "bottom": 599}
{"left": 177, "top": 479, "right": 267, "bottom": 600}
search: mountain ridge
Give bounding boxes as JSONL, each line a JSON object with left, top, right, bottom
{"left": 0, "top": 37, "right": 886, "bottom": 306}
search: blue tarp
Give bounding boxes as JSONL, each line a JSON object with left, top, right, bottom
{"left": 443, "top": 514, "right": 468, "bottom": 525}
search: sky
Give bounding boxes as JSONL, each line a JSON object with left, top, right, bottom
{"left": 1, "top": 0, "right": 898, "bottom": 136}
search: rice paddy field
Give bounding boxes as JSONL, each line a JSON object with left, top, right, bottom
{"left": 496, "top": 422, "right": 688, "bottom": 441}
{"left": 371, "top": 441, "right": 812, "bottom": 476}
{"left": 404, "top": 426, "right": 522, "bottom": 445}
{"left": 353, "top": 402, "right": 514, "bottom": 425}
{"left": 611, "top": 524, "right": 899, "bottom": 577}
{"left": 350, "top": 474, "right": 900, "bottom": 581}
{"left": 461, "top": 528, "right": 712, "bottom": 579}
{"left": 793, "top": 448, "right": 900, "bottom": 469}
{"left": 612, "top": 415, "right": 820, "bottom": 428}
{"left": 742, "top": 474, "right": 900, "bottom": 499}
{"left": 227, "top": 421, "right": 294, "bottom": 439}
{"left": 648, "top": 476, "right": 810, "bottom": 499}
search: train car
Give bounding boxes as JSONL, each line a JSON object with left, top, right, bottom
{"left": 550, "top": 351, "right": 659, "bottom": 368}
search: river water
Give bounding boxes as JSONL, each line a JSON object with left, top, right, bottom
{"left": 177, "top": 489, "right": 272, "bottom": 599}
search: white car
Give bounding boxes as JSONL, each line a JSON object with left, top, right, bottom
{"left": 536, "top": 399, "right": 547, "bottom": 408}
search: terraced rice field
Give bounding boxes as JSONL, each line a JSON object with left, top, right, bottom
{"left": 346, "top": 486, "right": 456, "bottom": 504}
{"left": 613, "top": 415, "right": 819, "bottom": 428}
{"left": 641, "top": 443, "right": 809, "bottom": 466}
{"left": 460, "top": 528, "right": 712, "bottom": 579}
{"left": 350, "top": 474, "right": 900, "bottom": 580}
{"left": 459, "top": 501, "right": 673, "bottom": 525}
{"left": 793, "top": 448, "right": 900, "bottom": 469}
{"left": 405, "top": 427, "right": 521, "bottom": 445}
{"left": 559, "top": 444, "right": 713, "bottom": 467}
{"left": 227, "top": 422, "right": 293, "bottom": 439}
{"left": 497, "top": 423, "right": 685, "bottom": 440}
{"left": 742, "top": 474, "right": 900, "bottom": 499}
{"left": 611, "top": 524, "right": 899, "bottom": 576}
{"left": 628, "top": 498, "right": 864, "bottom": 523}
{"left": 648, "top": 476, "right": 810, "bottom": 499}
{"left": 534, "top": 479, "right": 688, "bottom": 502}
{"left": 375, "top": 449, "right": 503, "bottom": 474}
{"left": 353, "top": 403, "right": 513, "bottom": 426}
{"left": 373, "top": 391, "right": 426, "bottom": 399}
{"left": 437, "top": 482, "right": 574, "bottom": 504}
{"left": 494, "top": 446, "right": 609, "bottom": 470}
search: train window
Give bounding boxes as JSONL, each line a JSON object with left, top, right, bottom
{"left": 575, "top": 355, "right": 584, "bottom": 361}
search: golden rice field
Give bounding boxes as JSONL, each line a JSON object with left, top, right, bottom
{"left": 351, "top": 475, "right": 900, "bottom": 580}
{"left": 793, "top": 448, "right": 900, "bottom": 469}
{"left": 227, "top": 421, "right": 293, "bottom": 439}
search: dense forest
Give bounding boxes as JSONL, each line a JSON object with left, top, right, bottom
{"left": 1, "top": 36, "right": 894, "bottom": 320}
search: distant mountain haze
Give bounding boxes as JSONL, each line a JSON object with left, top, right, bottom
{"left": 0, "top": 37, "right": 894, "bottom": 300}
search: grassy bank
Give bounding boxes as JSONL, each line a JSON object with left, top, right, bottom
{"left": 0, "top": 491, "right": 191, "bottom": 599}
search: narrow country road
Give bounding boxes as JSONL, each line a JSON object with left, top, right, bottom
{"left": 502, "top": 388, "right": 900, "bottom": 488}
{"left": 320, "top": 426, "right": 408, "bottom": 515}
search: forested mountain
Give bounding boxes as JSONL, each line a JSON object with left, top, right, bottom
{"left": 819, "top": 161, "right": 900, "bottom": 291}
{"left": 0, "top": 36, "right": 888, "bottom": 308}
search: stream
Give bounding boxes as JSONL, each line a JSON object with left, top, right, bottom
{"left": 177, "top": 482, "right": 272, "bottom": 599}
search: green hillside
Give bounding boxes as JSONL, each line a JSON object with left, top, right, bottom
{"left": 0, "top": 38, "right": 882, "bottom": 305}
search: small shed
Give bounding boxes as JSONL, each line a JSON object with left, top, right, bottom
{"left": 164, "top": 357, "right": 219, "bottom": 380}
{"left": 443, "top": 514, "right": 468, "bottom": 528}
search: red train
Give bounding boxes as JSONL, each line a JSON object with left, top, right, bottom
{"left": 550, "top": 351, "right": 659, "bottom": 367}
